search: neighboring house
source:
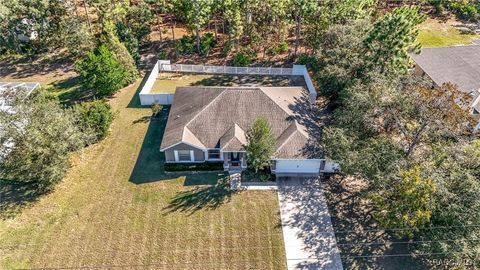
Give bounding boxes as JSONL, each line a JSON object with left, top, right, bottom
{"left": 411, "top": 45, "right": 480, "bottom": 129}
{"left": 160, "top": 86, "right": 339, "bottom": 176}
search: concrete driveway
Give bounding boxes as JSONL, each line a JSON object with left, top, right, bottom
{"left": 277, "top": 177, "right": 343, "bottom": 270}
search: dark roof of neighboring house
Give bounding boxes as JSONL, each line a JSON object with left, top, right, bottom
{"left": 160, "top": 86, "right": 322, "bottom": 159}
{"left": 411, "top": 45, "right": 480, "bottom": 94}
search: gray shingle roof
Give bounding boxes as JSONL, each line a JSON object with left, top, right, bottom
{"left": 160, "top": 87, "right": 322, "bottom": 159}
{"left": 411, "top": 45, "right": 480, "bottom": 94}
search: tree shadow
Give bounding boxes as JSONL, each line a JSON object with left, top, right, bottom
{"left": 129, "top": 106, "right": 172, "bottom": 184}
{"left": 127, "top": 69, "right": 153, "bottom": 109}
{"left": 287, "top": 91, "right": 330, "bottom": 159}
{"left": 190, "top": 74, "right": 306, "bottom": 88}
{"left": 0, "top": 180, "right": 42, "bottom": 220}
{"left": 162, "top": 176, "right": 236, "bottom": 215}
{"left": 0, "top": 53, "right": 74, "bottom": 80}
{"left": 48, "top": 76, "right": 96, "bottom": 106}
{"left": 321, "top": 175, "right": 429, "bottom": 269}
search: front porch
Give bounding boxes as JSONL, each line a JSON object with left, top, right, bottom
{"left": 223, "top": 152, "right": 247, "bottom": 171}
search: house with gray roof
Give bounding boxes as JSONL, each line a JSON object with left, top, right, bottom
{"left": 411, "top": 45, "right": 480, "bottom": 128}
{"left": 160, "top": 86, "right": 338, "bottom": 175}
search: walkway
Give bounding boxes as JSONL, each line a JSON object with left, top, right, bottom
{"left": 277, "top": 177, "right": 343, "bottom": 270}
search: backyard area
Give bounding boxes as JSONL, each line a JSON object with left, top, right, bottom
{"left": 418, "top": 17, "right": 480, "bottom": 48}
{"left": 151, "top": 72, "right": 307, "bottom": 93}
{"left": 0, "top": 80, "right": 286, "bottom": 269}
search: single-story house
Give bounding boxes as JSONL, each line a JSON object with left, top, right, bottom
{"left": 411, "top": 45, "right": 480, "bottom": 128}
{"left": 160, "top": 86, "right": 339, "bottom": 176}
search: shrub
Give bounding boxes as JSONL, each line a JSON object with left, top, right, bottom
{"left": 200, "top": 32, "right": 216, "bottom": 55}
{"left": 178, "top": 35, "right": 196, "bottom": 54}
{"left": 164, "top": 162, "right": 223, "bottom": 172}
{"left": 75, "top": 45, "right": 129, "bottom": 97}
{"left": 151, "top": 102, "right": 162, "bottom": 118}
{"left": 296, "top": 54, "right": 321, "bottom": 73}
{"left": 232, "top": 52, "right": 252, "bottom": 66}
{"left": 157, "top": 50, "right": 168, "bottom": 60}
{"left": 269, "top": 41, "right": 289, "bottom": 55}
{"left": 75, "top": 100, "right": 114, "bottom": 142}
{"left": 222, "top": 40, "right": 233, "bottom": 56}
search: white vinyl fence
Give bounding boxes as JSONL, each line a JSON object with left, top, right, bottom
{"left": 139, "top": 60, "right": 317, "bottom": 106}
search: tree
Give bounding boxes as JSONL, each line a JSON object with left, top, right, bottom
{"left": 74, "top": 100, "right": 114, "bottom": 142}
{"left": 124, "top": 0, "right": 153, "bottom": 44}
{"left": 174, "top": 0, "right": 214, "bottom": 53}
{"left": 62, "top": 16, "right": 96, "bottom": 58}
{"left": 245, "top": 117, "right": 276, "bottom": 173}
{"left": 116, "top": 22, "right": 140, "bottom": 65}
{"left": 292, "top": 0, "right": 318, "bottom": 56}
{"left": 0, "top": 92, "right": 92, "bottom": 190}
{"left": 75, "top": 44, "right": 128, "bottom": 97}
{"left": 363, "top": 6, "right": 426, "bottom": 75}
{"left": 385, "top": 82, "right": 475, "bottom": 158}
{"left": 370, "top": 166, "right": 436, "bottom": 237}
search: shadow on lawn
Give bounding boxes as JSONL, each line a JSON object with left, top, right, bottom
{"left": 128, "top": 106, "right": 226, "bottom": 185}
{"left": 0, "top": 180, "right": 42, "bottom": 220}
{"left": 163, "top": 176, "right": 236, "bottom": 215}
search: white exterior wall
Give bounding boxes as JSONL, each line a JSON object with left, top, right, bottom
{"left": 139, "top": 61, "right": 318, "bottom": 106}
{"left": 274, "top": 159, "right": 321, "bottom": 174}
{"left": 273, "top": 159, "right": 341, "bottom": 175}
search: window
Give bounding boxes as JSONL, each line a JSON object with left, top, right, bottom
{"left": 208, "top": 149, "right": 220, "bottom": 159}
{"left": 178, "top": 150, "right": 191, "bottom": 161}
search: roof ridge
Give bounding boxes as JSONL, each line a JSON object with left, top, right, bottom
{"left": 258, "top": 88, "right": 292, "bottom": 117}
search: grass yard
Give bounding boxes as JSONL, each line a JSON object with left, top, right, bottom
{"left": 418, "top": 18, "right": 480, "bottom": 48}
{"left": 151, "top": 72, "right": 306, "bottom": 93}
{"left": 0, "top": 80, "right": 286, "bottom": 269}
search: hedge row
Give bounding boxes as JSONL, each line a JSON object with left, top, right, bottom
{"left": 164, "top": 162, "right": 224, "bottom": 172}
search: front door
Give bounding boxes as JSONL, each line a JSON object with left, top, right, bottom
{"left": 230, "top": 152, "right": 241, "bottom": 166}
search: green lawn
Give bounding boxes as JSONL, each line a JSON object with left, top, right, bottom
{"left": 0, "top": 80, "right": 286, "bottom": 269}
{"left": 418, "top": 18, "right": 480, "bottom": 48}
{"left": 151, "top": 72, "right": 306, "bottom": 93}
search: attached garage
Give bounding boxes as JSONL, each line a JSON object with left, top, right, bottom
{"left": 274, "top": 159, "right": 321, "bottom": 174}
{"left": 273, "top": 159, "right": 340, "bottom": 175}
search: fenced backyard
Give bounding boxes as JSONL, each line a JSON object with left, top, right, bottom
{"left": 139, "top": 60, "right": 317, "bottom": 105}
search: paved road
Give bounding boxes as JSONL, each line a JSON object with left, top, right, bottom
{"left": 277, "top": 177, "right": 343, "bottom": 270}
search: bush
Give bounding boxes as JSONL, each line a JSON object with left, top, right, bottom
{"left": 75, "top": 100, "right": 114, "bottom": 142}
{"left": 75, "top": 45, "right": 129, "bottom": 97}
{"left": 151, "top": 102, "right": 162, "bottom": 118}
{"left": 200, "top": 32, "right": 216, "bottom": 55}
{"left": 232, "top": 52, "right": 252, "bottom": 66}
{"left": 222, "top": 40, "right": 233, "bottom": 56}
{"left": 164, "top": 162, "right": 223, "bottom": 172}
{"left": 242, "top": 168, "right": 274, "bottom": 182}
{"left": 178, "top": 35, "right": 196, "bottom": 54}
{"left": 296, "top": 54, "right": 321, "bottom": 73}
{"left": 177, "top": 33, "right": 217, "bottom": 55}
{"left": 269, "top": 41, "right": 289, "bottom": 55}
{"left": 157, "top": 50, "right": 168, "bottom": 60}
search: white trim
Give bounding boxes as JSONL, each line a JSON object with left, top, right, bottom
{"left": 206, "top": 148, "right": 223, "bottom": 161}
{"left": 160, "top": 141, "right": 206, "bottom": 152}
{"left": 174, "top": 149, "right": 194, "bottom": 162}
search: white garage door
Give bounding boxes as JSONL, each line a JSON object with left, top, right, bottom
{"left": 275, "top": 159, "right": 321, "bottom": 174}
